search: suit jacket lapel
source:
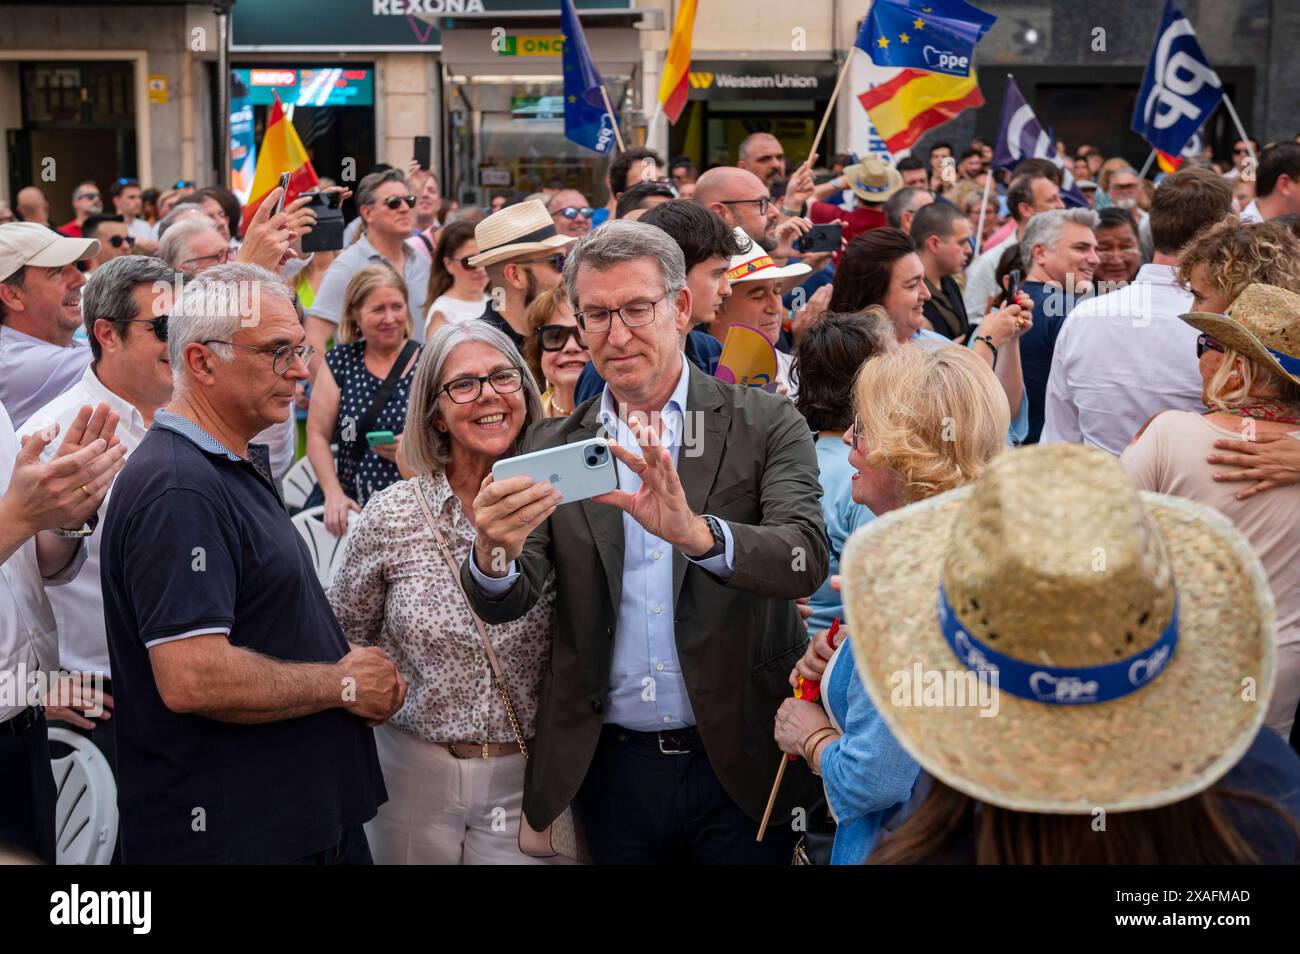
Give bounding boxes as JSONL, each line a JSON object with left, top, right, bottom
{"left": 673, "top": 364, "right": 728, "bottom": 606}
{"left": 573, "top": 400, "right": 625, "bottom": 614}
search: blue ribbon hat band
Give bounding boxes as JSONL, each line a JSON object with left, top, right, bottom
{"left": 937, "top": 585, "right": 1179, "bottom": 705}
{"left": 1265, "top": 345, "right": 1300, "bottom": 377}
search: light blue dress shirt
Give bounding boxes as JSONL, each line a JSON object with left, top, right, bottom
{"left": 469, "top": 355, "right": 735, "bottom": 731}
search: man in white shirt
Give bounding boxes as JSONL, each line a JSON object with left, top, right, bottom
{"left": 18, "top": 256, "right": 178, "bottom": 776}
{"left": 0, "top": 223, "right": 99, "bottom": 427}
{"left": 1239, "top": 142, "right": 1300, "bottom": 224}
{"left": 108, "top": 178, "right": 158, "bottom": 250}
{"left": 1041, "top": 168, "right": 1235, "bottom": 454}
{"left": 0, "top": 399, "right": 124, "bottom": 862}
{"left": 963, "top": 172, "right": 1063, "bottom": 320}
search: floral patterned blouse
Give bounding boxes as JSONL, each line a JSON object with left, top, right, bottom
{"left": 328, "top": 471, "right": 555, "bottom": 743}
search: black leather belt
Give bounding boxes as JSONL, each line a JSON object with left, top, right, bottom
{"left": 0, "top": 706, "right": 41, "bottom": 736}
{"left": 606, "top": 724, "right": 701, "bottom": 755}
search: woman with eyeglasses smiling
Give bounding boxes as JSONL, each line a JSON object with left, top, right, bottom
{"left": 307, "top": 265, "right": 422, "bottom": 536}
{"left": 423, "top": 220, "right": 490, "bottom": 337}
{"left": 326, "top": 321, "right": 559, "bottom": 865}
{"left": 522, "top": 286, "right": 589, "bottom": 417}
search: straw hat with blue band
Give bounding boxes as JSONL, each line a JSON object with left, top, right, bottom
{"left": 840, "top": 444, "right": 1275, "bottom": 814}
{"left": 841, "top": 156, "right": 904, "bottom": 205}
{"left": 467, "top": 199, "right": 575, "bottom": 269}
{"left": 1180, "top": 282, "right": 1300, "bottom": 387}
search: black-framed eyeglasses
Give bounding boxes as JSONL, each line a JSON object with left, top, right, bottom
{"left": 99, "top": 315, "right": 168, "bottom": 342}
{"left": 1196, "top": 333, "right": 1225, "bottom": 358}
{"left": 718, "top": 196, "right": 771, "bottom": 215}
{"left": 557, "top": 206, "right": 594, "bottom": 220}
{"left": 539, "top": 324, "right": 587, "bottom": 352}
{"left": 575, "top": 293, "right": 669, "bottom": 335}
{"left": 381, "top": 194, "right": 418, "bottom": 210}
{"left": 200, "top": 340, "right": 315, "bottom": 376}
{"left": 437, "top": 367, "right": 524, "bottom": 404}
{"left": 76, "top": 192, "right": 101, "bottom": 202}
{"left": 180, "top": 248, "right": 230, "bottom": 270}
{"left": 108, "top": 234, "right": 136, "bottom": 249}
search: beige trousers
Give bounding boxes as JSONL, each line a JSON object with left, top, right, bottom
{"left": 366, "top": 723, "right": 553, "bottom": 865}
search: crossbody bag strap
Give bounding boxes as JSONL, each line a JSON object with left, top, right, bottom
{"left": 345, "top": 339, "right": 419, "bottom": 465}
{"left": 409, "top": 478, "right": 529, "bottom": 757}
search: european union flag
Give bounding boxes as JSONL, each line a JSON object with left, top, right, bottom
{"left": 1132, "top": 0, "right": 1223, "bottom": 156}
{"left": 855, "top": 0, "right": 996, "bottom": 78}
{"left": 561, "top": 0, "right": 617, "bottom": 156}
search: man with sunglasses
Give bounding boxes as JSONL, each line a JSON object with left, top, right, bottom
{"left": 0, "top": 222, "right": 99, "bottom": 427}
{"left": 109, "top": 178, "right": 158, "bottom": 250}
{"left": 100, "top": 262, "right": 400, "bottom": 863}
{"left": 306, "top": 168, "right": 432, "bottom": 365}
{"left": 16, "top": 257, "right": 179, "bottom": 803}
{"left": 81, "top": 215, "right": 135, "bottom": 274}
{"left": 56, "top": 181, "right": 102, "bottom": 240}
{"left": 469, "top": 200, "right": 575, "bottom": 351}
{"left": 547, "top": 189, "right": 595, "bottom": 239}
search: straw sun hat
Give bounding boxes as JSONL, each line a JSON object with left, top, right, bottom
{"left": 841, "top": 443, "right": 1275, "bottom": 814}
{"left": 1181, "top": 282, "right": 1300, "bottom": 387}
{"left": 467, "top": 199, "right": 575, "bottom": 269}
{"left": 841, "top": 156, "right": 904, "bottom": 205}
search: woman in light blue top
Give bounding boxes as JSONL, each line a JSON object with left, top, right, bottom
{"left": 792, "top": 309, "right": 896, "bottom": 634}
{"left": 776, "top": 343, "right": 1011, "bottom": 863}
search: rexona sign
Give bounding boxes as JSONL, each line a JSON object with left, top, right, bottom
{"left": 686, "top": 61, "right": 838, "bottom": 100}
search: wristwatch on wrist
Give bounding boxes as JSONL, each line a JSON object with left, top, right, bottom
{"left": 52, "top": 511, "right": 99, "bottom": 539}
{"left": 781, "top": 202, "right": 805, "bottom": 217}
{"left": 695, "top": 514, "right": 727, "bottom": 560}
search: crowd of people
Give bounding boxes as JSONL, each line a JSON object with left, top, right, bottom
{"left": 3, "top": 127, "right": 1300, "bottom": 866}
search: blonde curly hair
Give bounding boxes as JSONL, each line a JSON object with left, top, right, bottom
{"left": 1176, "top": 221, "right": 1300, "bottom": 304}
{"left": 853, "top": 344, "right": 1009, "bottom": 503}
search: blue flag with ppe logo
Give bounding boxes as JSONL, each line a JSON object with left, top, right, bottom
{"left": 855, "top": 0, "right": 996, "bottom": 78}
{"left": 562, "top": 0, "right": 617, "bottom": 156}
{"left": 1132, "top": 0, "right": 1223, "bottom": 156}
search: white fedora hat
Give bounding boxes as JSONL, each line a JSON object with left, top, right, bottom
{"left": 468, "top": 200, "right": 575, "bottom": 268}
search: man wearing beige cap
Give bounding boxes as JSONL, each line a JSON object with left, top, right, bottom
{"left": 0, "top": 222, "right": 99, "bottom": 427}
{"left": 469, "top": 199, "right": 575, "bottom": 351}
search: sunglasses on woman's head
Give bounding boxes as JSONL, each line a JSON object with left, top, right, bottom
{"left": 539, "top": 324, "right": 587, "bottom": 352}
{"left": 1196, "top": 333, "right": 1225, "bottom": 357}
{"left": 381, "top": 194, "right": 418, "bottom": 211}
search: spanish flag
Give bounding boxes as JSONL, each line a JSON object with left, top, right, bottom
{"left": 857, "top": 68, "right": 984, "bottom": 154}
{"left": 656, "top": 0, "right": 698, "bottom": 124}
{"left": 239, "top": 92, "right": 319, "bottom": 233}
{"left": 1156, "top": 150, "right": 1184, "bottom": 174}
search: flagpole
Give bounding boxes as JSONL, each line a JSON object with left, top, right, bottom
{"left": 973, "top": 170, "right": 994, "bottom": 257}
{"left": 600, "top": 85, "right": 627, "bottom": 153}
{"left": 1137, "top": 148, "right": 1157, "bottom": 180}
{"left": 809, "top": 49, "right": 857, "bottom": 160}
{"left": 1220, "top": 92, "right": 1257, "bottom": 168}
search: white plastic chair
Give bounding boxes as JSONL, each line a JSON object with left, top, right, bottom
{"left": 281, "top": 454, "right": 317, "bottom": 511}
{"left": 291, "top": 505, "right": 354, "bottom": 587}
{"left": 48, "top": 727, "right": 117, "bottom": 866}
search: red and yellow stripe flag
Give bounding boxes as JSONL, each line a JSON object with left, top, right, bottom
{"left": 656, "top": 0, "right": 698, "bottom": 124}
{"left": 1156, "top": 150, "right": 1184, "bottom": 174}
{"left": 857, "top": 68, "right": 984, "bottom": 154}
{"left": 240, "top": 92, "right": 319, "bottom": 233}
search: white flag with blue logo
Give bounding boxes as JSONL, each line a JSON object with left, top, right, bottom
{"left": 1132, "top": 0, "right": 1223, "bottom": 156}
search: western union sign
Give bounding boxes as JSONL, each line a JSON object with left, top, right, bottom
{"left": 498, "top": 34, "right": 565, "bottom": 56}
{"left": 686, "top": 61, "right": 838, "bottom": 100}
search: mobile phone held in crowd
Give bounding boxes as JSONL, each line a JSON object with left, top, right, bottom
{"left": 413, "top": 136, "right": 432, "bottom": 172}
{"left": 491, "top": 438, "right": 617, "bottom": 506}
{"left": 272, "top": 172, "right": 292, "bottom": 215}
{"left": 299, "top": 191, "right": 346, "bottom": 254}
{"left": 1000, "top": 268, "right": 1022, "bottom": 307}
{"left": 365, "top": 430, "right": 397, "bottom": 448}
{"left": 797, "top": 223, "right": 842, "bottom": 255}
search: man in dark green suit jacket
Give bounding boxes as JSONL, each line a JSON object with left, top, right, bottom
{"left": 462, "top": 220, "right": 829, "bottom": 864}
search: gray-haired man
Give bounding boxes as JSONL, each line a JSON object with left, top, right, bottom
{"left": 305, "top": 168, "right": 431, "bottom": 366}
{"left": 1015, "top": 207, "right": 1101, "bottom": 443}
{"left": 461, "top": 221, "right": 828, "bottom": 864}
{"left": 100, "top": 263, "right": 403, "bottom": 863}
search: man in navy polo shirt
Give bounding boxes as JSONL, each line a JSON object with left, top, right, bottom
{"left": 101, "top": 263, "right": 405, "bottom": 864}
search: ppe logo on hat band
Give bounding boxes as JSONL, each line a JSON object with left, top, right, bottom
{"left": 937, "top": 586, "right": 1179, "bottom": 706}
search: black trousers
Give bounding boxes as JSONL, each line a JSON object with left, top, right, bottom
{"left": 285, "top": 825, "right": 373, "bottom": 865}
{"left": 0, "top": 710, "right": 56, "bottom": 864}
{"left": 575, "top": 725, "right": 797, "bottom": 865}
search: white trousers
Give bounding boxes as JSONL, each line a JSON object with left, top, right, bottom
{"left": 366, "top": 723, "right": 553, "bottom": 865}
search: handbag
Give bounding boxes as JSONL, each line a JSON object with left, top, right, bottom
{"left": 791, "top": 797, "right": 837, "bottom": 865}
{"left": 295, "top": 340, "right": 419, "bottom": 513}
{"left": 409, "top": 479, "right": 590, "bottom": 863}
